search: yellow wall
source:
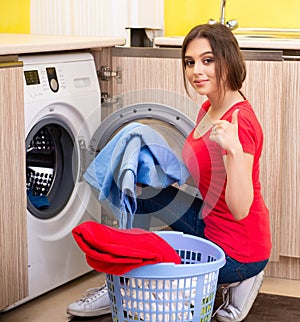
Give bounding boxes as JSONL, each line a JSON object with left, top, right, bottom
{"left": 0, "top": 0, "right": 299, "bottom": 36}
{"left": 165, "top": 0, "right": 300, "bottom": 36}
{"left": 0, "top": 0, "right": 30, "bottom": 33}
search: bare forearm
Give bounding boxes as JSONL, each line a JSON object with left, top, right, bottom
{"left": 224, "top": 150, "right": 254, "bottom": 220}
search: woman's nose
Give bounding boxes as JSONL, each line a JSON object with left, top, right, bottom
{"left": 193, "top": 61, "right": 203, "bottom": 75}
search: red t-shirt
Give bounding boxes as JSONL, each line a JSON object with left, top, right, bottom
{"left": 182, "top": 99, "right": 272, "bottom": 262}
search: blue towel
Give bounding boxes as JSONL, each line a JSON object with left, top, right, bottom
{"left": 84, "top": 122, "right": 190, "bottom": 228}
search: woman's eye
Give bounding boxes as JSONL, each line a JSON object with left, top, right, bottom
{"left": 185, "top": 60, "right": 194, "bottom": 67}
{"left": 203, "top": 57, "right": 214, "bottom": 64}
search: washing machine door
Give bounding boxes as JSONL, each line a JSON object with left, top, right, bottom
{"left": 26, "top": 117, "right": 78, "bottom": 219}
{"left": 90, "top": 102, "right": 195, "bottom": 156}
{"left": 88, "top": 101, "right": 197, "bottom": 227}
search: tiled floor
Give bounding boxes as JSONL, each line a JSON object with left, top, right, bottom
{"left": 1, "top": 271, "right": 300, "bottom": 322}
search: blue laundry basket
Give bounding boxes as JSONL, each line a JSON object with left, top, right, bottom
{"left": 106, "top": 231, "right": 225, "bottom": 322}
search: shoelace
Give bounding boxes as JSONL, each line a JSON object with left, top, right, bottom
{"left": 79, "top": 286, "right": 107, "bottom": 304}
{"left": 212, "top": 281, "right": 240, "bottom": 318}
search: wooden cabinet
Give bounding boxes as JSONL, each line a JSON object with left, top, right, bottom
{"left": 110, "top": 48, "right": 205, "bottom": 122}
{"left": 280, "top": 60, "right": 300, "bottom": 258}
{"left": 242, "top": 60, "right": 283, "bottom": 263}
{"left": 264, "top": 60, "right": 300, "bottom": 280}
{"left": 0, "top": 62, "right": 27, "bottom": 310}
{"left": 110, "top": 47, "right": 300, "bottom": 280}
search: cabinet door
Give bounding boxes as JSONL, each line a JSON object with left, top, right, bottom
{"left": 0, "top": 63, "right": 27, "bottom": 310}
{"left": 280, "top": 61, "right": 300, "bottom": 258}
{"left": 111, "top": 54, "right": 205, "bottom": 121}
{"left": 243, "top": 60, "right": 283, "bottom": 262}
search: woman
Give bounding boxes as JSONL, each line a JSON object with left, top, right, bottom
{"left": 67, "top": 23, "right": 271, "bottom": 322}
{"left": 178, "top": 22, "right": 271, "bottom": 321}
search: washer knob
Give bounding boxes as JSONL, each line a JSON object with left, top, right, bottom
{"left": 46, "top": 67, "right": 59, "bottom": 93}
{"left": 50, "top": 78, "right": 59, "bottom": 92}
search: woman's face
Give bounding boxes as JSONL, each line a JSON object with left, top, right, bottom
{"left": 184, "top": 37, "right": 218, "bottom": 99}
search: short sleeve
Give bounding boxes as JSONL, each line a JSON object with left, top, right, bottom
{"left": 237, "top": 115, "right": 257, "bottom": 155}
{"left": 222, "top": 106, "right": 262, "bottom": 156}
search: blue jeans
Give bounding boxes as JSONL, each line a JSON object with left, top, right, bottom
{"left": 133, "top": 185, "right": 268, "bottom": 285}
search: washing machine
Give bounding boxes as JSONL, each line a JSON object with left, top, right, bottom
{"left": 11, "top": 52, "right": 199, "bottom": 309}
{"left": 9, "top": 52, "right": 103, "bottom": 308}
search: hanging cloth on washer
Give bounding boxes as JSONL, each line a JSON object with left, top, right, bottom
{"left": 83, "top": 122, "right": 190, "bottom": 228}
{"left": 72, "top": 221, "right": 181, "bottom": 275}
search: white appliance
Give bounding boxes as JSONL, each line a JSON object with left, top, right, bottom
{"left": 8, "top": 52, "right": 198, "bottom": 310}
{"left": 10, "top": 52, "right": 103, "bottom": 308}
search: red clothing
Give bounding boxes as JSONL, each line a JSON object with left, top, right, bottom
{"left": 72, "top": 221, "right": 181, "bottom": 275}
{"left": 182, "top": 100, "right": 271, "bottom": 262}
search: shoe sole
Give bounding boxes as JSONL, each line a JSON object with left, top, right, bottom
{"left": 66, "top": 306, "right": 111, "bottom": 317}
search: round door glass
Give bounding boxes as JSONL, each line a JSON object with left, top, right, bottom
{"left": 26, "top": 119, "right": 78, "bottom": 219}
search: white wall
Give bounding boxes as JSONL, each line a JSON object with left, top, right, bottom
{"left": 30, "top": 0, "right": 164, "bottom": 46}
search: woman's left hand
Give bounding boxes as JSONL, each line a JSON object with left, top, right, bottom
{"left": 209, "top": 109, "right": 242, "bottom": 153}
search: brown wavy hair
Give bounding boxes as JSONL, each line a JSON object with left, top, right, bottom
{"left": 182, "top": 23, "right": 246, "bottom": 97}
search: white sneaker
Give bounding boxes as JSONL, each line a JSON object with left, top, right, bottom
{"left": 215, "top": 271, "right": 264, "bottom": 322}
{"left": 66, "top": 285, "right": 111, "bottom": 317}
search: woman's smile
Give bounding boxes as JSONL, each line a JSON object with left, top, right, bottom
{"left": 194, "top": 78, "right": 209, "bottom": 87}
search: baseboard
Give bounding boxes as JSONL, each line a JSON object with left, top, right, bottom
{"left": 260, "top": 277, "right": 300, "bottom": 298}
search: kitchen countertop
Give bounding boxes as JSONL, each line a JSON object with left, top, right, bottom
{"left": 0, "top": 33, "right": 126, "bottom": 56}
{"left": 154, "top": 30, "right": 300, "bottom": 50}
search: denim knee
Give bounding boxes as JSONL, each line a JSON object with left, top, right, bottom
{"left": 218, "top": 256, "right": 269, "bottom": 284}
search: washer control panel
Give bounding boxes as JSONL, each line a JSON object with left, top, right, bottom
{"left": 24, "top": 67, "right": 59, "bottom": 93}
{"left": 20, "top": 52, "right": 100, "bottom": 103}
